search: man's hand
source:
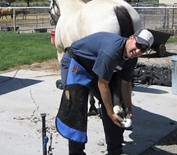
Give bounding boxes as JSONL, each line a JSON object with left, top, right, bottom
{"left": 109, "top": 113, "right": 124, "bottom": 128}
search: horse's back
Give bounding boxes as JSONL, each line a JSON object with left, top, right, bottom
{"left": 79, "top": 0, "right": 141, "bottom": 36}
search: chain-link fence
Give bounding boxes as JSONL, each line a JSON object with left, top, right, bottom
{"left": 134, "top": 3, "right": 177, "bottom": 35}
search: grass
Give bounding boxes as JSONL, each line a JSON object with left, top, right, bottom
{"left": 0, "top": 31, "right": 57, "bottom": 71}
{"left": 167, "top": 36, "right": 177, "bottom": 43}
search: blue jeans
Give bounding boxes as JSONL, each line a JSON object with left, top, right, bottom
{"left": 60, "top": 52, "right": 124, "bottom": 155}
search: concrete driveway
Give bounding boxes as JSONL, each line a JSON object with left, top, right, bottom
{"left": 0, "top": 69, "right": 177, "bottom": 155}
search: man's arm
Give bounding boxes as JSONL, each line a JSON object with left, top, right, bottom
{"left": 98, "top": 77, "right": 123, "bottom": 127}
{"left": 121, "top": 79, "right": 133, "bottom": 116}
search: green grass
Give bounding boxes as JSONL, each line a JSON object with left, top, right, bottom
{"left": 167, "top": 36, "right": 177, "bottom": 43}
{"left": 0, "top": 31, "right": 57, "bottom": 71}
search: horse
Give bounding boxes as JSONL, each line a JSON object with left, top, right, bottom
{"left": 15, "top": 8, "right": 28, "bottom": 19}
{"left": 48, "top": 0, "right": 142, "bottom": 114}
{"left": 0, "top": 8, "right": 13, "bottom": 19}
{"left": 0, "top": 8, "right": 27, "bottom": 19}
{"left": 0, "top": 7, "right": 27, "bottom": 19}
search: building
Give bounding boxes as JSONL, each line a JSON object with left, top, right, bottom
{"left": 158, "top": 0, "right": 176, "bottom": 6}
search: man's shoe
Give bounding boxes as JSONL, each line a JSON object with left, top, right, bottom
{"left": 105, "top": 153, "right": 122, "bottom": 155}
{"left": 105, "top": 149, "right": 123, "bottom": 155}
{"left": 69, "top": 153, "right": 86, "bottom": 155}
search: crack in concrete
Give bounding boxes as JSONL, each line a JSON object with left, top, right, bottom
{"left": 29, "top": 88, "right": 39, "bottom": 122}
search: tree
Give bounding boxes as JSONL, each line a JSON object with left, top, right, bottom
{"left": 25, "top": 0, "right": 30, "bottom": 7}
{"left": 6, "top": 0, "right": 15, "bottom": 6}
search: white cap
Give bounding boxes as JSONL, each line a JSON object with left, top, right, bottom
{"left": 134, "top": 29, "right": 154, "bottom": 49}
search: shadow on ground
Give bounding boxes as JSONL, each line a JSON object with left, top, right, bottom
{"left": 122, "top": 86, "right": 177, "bottom": 155}
{"left": 0, "top": 75, "right": 42, "bottom": 95}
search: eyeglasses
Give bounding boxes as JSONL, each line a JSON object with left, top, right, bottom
{"left": 134, "top": 37, "right": 148, "bottom": 53}
{"left": 135, "top": 42, "right": 148, "bottom": 53}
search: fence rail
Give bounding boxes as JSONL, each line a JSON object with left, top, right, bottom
{"left": 0, "top": 6, "right": 177, "bottom": 35}
{"left": 0, "top": 7, "right": 54, "bottom": 32}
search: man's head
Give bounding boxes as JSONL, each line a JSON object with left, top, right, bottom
{"left": 134, "top": 29, "right": 154, "bottom": 49}
{"left": 125, "top": 29, "right": 154, "bottom": 59}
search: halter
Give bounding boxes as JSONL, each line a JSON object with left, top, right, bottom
{"left": 48, "top": 0, "right": 60, "bottom": 25}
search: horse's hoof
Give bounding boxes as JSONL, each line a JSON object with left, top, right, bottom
{"left": 121, "top": 114, "right": 132, "bottom": 130}
{"left": 88, "top": 109, "right": 98, "bottom": 116}
{"left": 113, "top": 105, "right": 123, "bottom": 114}
{"left": 56, "top": 79, "right": 63, "bottom": 90}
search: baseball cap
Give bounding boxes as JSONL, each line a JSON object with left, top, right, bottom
{"left": 134, "top": 29, "right": 154, "bottom": 49}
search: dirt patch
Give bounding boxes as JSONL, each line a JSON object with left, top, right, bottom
{"left": 0, "top": 59, "right": 60, "bottom": 74}
{"left": 28, "top": 59, "right": 60, "bottom": 72}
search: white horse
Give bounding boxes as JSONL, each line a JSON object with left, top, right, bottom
{"left": 49, "top": 0, "right": 142, "bottom": 62}
{"left": 49, "top": 0, "right": 142, "bottom": 114}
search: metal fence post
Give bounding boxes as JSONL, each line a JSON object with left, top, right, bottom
{"left": 171, "top": 56, "right": 177, "bottom": 95}
{"left": 13, "top": 8, "right": 16, "bottom": 31}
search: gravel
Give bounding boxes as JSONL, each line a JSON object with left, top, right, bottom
{"left": 138, "top": 43, "right": 177, "bottom": 67}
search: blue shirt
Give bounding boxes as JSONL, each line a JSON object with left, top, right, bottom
{"left": 70, "top": 32, "right": 137, "bottom": 82}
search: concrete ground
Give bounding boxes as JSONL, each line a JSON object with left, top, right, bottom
{"left": 0, "top": 69, "right": 177, "bottom": 155}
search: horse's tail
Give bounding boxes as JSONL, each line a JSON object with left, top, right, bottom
{"left": 114, "top": 6, "right": 135, "bottom": 37}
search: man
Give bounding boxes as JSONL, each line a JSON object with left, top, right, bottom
{"left": 59, "top": 29, "right": 154, "bottom": 155}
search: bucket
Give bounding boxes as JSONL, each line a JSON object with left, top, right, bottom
{"left": 171, "top": 55, "right": 177, "bottom": 95}
{"left": 50, "top": 30, "right": 55, "bottom": 45}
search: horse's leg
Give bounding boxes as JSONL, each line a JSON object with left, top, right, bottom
{"left": 57, "top": 51, "right": 64, "bottom": 64}
{"left": 88, "top": 92, "right": 98, "bottom": 115}
{"left": 56, "top": 51, "right": 64, "bottom": 89}
{"left": 22, "top": 11, "right": 26, "bottom": 20}
{"left": 109, "top": 72, "right": 126, "bottom": 117}
{"left": 23, "top": 12, "right": 26, "bottom": 20}
{"left": 110, "top": 72, "right": 122, "bottom": 104}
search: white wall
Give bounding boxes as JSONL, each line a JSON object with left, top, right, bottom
{"left": 159, "top": 0, "right": 176, "bottom": 6}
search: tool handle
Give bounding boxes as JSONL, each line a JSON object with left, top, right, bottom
{"left": 41, "top": 113, "right": 48, "bottom": 155}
